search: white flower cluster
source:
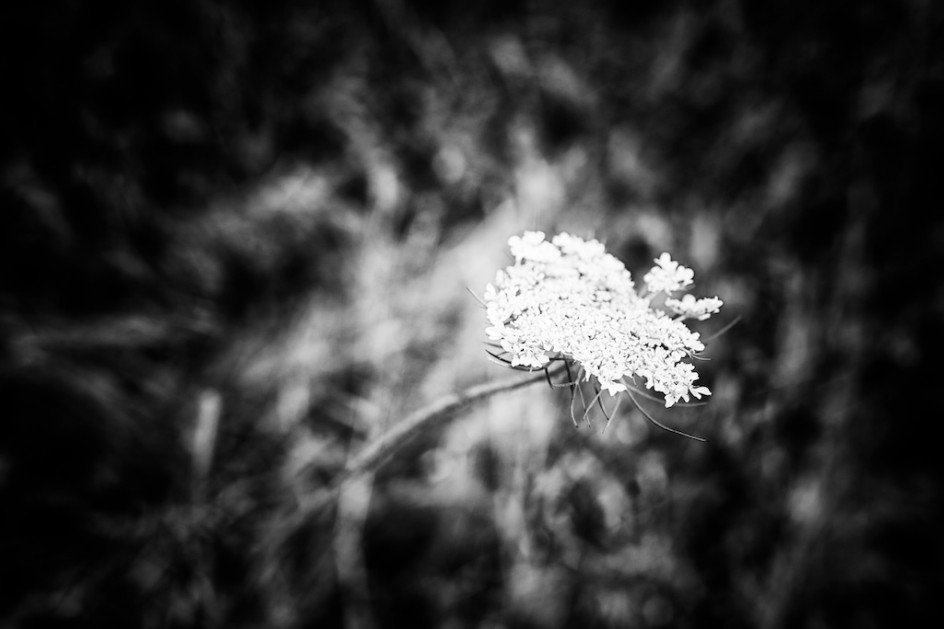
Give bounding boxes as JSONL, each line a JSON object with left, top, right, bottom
{"left": 664, "top": 294, "right": 724, "bottom": 321}
{"left": 484, "top": 231, "right": 724, "bottom": 407}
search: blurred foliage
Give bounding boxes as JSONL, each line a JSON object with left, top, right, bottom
{"left": 1, "top": 0, "right": 942, "bottom": 627}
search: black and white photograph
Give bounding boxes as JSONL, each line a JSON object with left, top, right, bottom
{"left": 1, "top": 1, "right": 941, "bottom": 627}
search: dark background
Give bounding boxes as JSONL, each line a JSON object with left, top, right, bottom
{"left": 1, "top": 1, "right": 942, "bottom": 627}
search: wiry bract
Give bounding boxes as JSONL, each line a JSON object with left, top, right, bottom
{"left": 485, "top": 231, "right": 723, "bottom": 407}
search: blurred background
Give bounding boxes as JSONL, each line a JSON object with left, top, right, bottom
{"left": 1, "top": 0, "right": 942, "bottom": 627}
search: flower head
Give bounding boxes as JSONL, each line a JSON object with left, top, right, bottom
{"left": 484, "top": 232, "right": 722, "bottom": 407}
{"left": 644, "top": 253, "right": 694, "bottom": 295}
{"left": 508, "top": 231, "right": 561, "bottom": 264}
{"left": 665, "top": 294, "right": 724, "bottom": 321}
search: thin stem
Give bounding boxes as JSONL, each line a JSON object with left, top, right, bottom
{"left": 594, "top": 386, "right": 611, "bottom": 422}
{"left": 602, "top": 394, "right": 623, "bottom": 434}
{"left": 549, "top": 380, "right": 582, "bottom": 388}
{"left": 344, "top": 366, "right": 563, "bottom": 478}
{"left": 582, "top": 387, "right": 604, "bottom": 427}
{"left": 625, "top": 387, "right": 707, "bottom": 442}
{"left": 290, "top": 366, "right": 566, "bottom": 523}
{"left": 466, "top": 286, "right": 487, "bottom": 308}
{"left": 569, "top": 378, "right": 579, "bottom": 426}
{"left": 575, "top": 369, "right": 588, "bottom": 412}
{"left": 703, "top": 315, "right": 742, "bottom": 343}
{"left": 565, "top": 361, "right": 578, "bottom": 426}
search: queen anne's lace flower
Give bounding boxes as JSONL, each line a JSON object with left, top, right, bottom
{"left": 642, "top": 252, "right": 694, "bottom": 295}
{"left": 665, "top": 294, "right": 724, "bottom": 321}
{"left": 484, "top": 231, "right": 722, "bottom": 407}
{"left": 508, "top": 231, "right": 561, "bottom": 264}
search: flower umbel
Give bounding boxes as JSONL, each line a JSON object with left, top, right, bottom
{"left": 643, "top": 252, "right": 694, "bottom": 295}
{"left": 665, "top": 294, "right": 724, "bottom": 321}
{"left": 484, "top": 231, "right": 723, "bottom": 408}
